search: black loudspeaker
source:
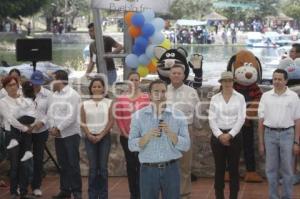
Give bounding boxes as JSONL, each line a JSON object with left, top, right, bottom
{"left": 16, "top": 38, "right": 52, "bottom": 62}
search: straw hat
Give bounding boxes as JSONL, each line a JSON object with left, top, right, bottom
{"left": 218, "top": 71, "right": 234, "bottom": 82}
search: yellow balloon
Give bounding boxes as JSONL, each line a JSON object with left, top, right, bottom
{"left": 137, "top": 65, "right": 149, "bottom": 77}
{"left": 151, "top": 57, "right": 158, "bottom": 64}
{"left": 160, "top": 39, "right": 171, "bottom": 49}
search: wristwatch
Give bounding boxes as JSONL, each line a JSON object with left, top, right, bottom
{"left": 294, "top": 141, "right": 300, "bottom": 146}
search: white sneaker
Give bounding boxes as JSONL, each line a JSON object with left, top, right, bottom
{"left": 7, "top": 139, "right": 19, "bottom": 149}
{"left": 20, "top": 151, "right": 33, "bottom": 162}
{"left": 33, "top": 189, "right": 42, "bottom": 197}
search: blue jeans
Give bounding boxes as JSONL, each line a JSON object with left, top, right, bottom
{"left": 140, "top": 161, "right": 180, "bottom": 199}
{"left": 85, "top": 134, "right": 111, "bottom": 199}
{"left": 107, "top": 69, "right": 117, "bottom": 86}
{"left": 265, "top": 128, "right": 294, "bottom": 199}
{"left": 55, "top": 134, "right": 82, "bottom": 197}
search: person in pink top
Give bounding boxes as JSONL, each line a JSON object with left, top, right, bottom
{"left": 114, "top": 72, "right": 149, "bottom": 199}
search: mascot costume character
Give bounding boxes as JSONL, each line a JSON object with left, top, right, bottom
{"left": 154, "top": 46, "right": 203, "bottom": 89}
{"left": 227, "top": 50, "right": 263, "bottom": 182}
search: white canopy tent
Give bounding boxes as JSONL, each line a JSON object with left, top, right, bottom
{"left": 175, "top": 19, "right": 207, "bottom": 27}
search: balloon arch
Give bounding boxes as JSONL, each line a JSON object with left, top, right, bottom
{"left": 124, "top": 10, "right": 171, "bottom": 77}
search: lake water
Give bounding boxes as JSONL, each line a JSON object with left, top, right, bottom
{"left": 0, "top": 44, "right": 283, "bottom": 85}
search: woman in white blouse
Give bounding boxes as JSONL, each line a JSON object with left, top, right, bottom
{"left": 208, "top": 71, "right": 246, "bottom": 199}
{"left": 0, "top": 69, "right": 23, "bottom": 99}
{"left": 0, "top": 76, "right": 33, "bottom": 199}
{"left": 80, "top": 78, "right": 114, "bottom": 199}
{"left": 6, "top": 81, "right": 38, "bottom": 162}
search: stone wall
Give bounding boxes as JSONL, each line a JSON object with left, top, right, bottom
{"left": 42, "top": 83, "right": 300, "bottom": 177}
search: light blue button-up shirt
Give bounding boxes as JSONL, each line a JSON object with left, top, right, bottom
{"left": 128, "top": 104, "right": 190, "bottom": 163}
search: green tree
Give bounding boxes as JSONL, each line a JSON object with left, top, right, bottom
{"left": 282, "top": 0, "right": 300, "bottom": 22}
{"left": 254, "top": 0, "right": 278, "bottom": 18}
{"left": 0, "top": 0, "right": 47, "bottom": 18}
{"left": 170, "top": 0, "right": 213, "bottom": 19}
{"left": 42, "top": 0, "right": 89, "bottom": 31}
{"left": 216, "top": 0, "right": 279, "bottom": 22}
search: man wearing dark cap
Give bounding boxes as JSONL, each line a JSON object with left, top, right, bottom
{"left": 29, "top": 70, "right": 52, "bottom": 197}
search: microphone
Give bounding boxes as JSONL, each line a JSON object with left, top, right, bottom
{"left": 158, "top": 119, "right": 164, "bottom": 137}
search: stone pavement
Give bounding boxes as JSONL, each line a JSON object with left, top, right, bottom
{"left": 1, "top": 175, "right": 300, "bottom": 199}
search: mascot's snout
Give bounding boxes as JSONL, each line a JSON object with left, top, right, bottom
{"left": 234, "top": 63, "right": 258, "bottom": 86}
{"left": 245, "top": 72, "right": 253, "bottom": 79}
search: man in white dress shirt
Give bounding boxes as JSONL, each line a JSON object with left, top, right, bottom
{"left": 166, "top": 65, "right": 200, "bottom": 199}
{"left": 47, "top": 70, "right": 82, "bottom": 199}
{"left": 258, "top": 69, "right": 300, "bottom": 199}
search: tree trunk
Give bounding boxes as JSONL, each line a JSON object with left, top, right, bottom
{"left": 46, "top": 17, "right": 52, "bottom": 32}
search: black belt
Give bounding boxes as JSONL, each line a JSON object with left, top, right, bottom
{"left": 265, "top": 126, "right": 294, "bottom": 131}
{"left": 142, "top": 159, "right": 177, "bottom": 169}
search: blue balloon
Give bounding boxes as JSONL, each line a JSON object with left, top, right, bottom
{"left": 151, "top": 18, "right": 165, "bottom": 31}
{"left": 133, "top": 44, "right": 145, "bottom": 56}
{"left": 135, "top": 36, "right": 149, "bottom": 49}
{"left": 138, "top": 54, "right": 151, "bottom": 65}
{"left": 142, "top": 10, "right": 155, "bottom": 23}
{"left": 131, "top": 13, "right": 145, "bottom": 27}
{"left": 145, "top": 45, "right": 155, "bottom": 58}
{"left": 125, "top": 54, "right": 139, "bottom": 68}
{"left": 142, "top": 23, "right": 155, "bottom": 38}
{"left": 150, "top": 32, "right": 165, "bottom": 44}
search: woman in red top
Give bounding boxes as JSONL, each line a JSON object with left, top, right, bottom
{"left": 114, "top": 72, "right": 149, "bottom": 199}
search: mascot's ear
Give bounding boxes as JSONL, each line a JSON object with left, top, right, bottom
{"left": 255, "top": 57, "right": 263, "bottom": 82}
{"left": 154, "top": 46, "right": 168, "bottom": 60}
{"left": 177, "top": 47, "right": 188, "bottom": 58}
{"left": 227, "top": 55, "right": 236, "bottom": 73}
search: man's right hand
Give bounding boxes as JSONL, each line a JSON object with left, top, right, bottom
{"left": 49, "top": 127, "right": 61, "bottom": 137}
{"left": 139, "top": 128, "right": 161, "bottom": 147}
{"left": 218, "top": 134, "right": 231, "bottom": 146}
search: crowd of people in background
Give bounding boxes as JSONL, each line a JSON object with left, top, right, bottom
{"left": 165, "top": 19, "right": 295, "bottom": 45}
{"left": 0, "top": 18, "right": 76, "bottom": 35}
{"left": 0, "top": 21, "right": 31, "bottom": 35}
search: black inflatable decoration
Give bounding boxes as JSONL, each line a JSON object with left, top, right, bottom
{"left": 154, "top": 46, "right": 203, "bottom": 89}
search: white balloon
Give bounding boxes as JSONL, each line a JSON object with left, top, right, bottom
{"left": 145, "top": 45, "right": 155, "bottom": 58}
{"left": 142, "top": 10, "right": 155, "bottom": 23}
{"left": 151, "top": 18, "right": 165, "bottom": 31}
{"left": 150, "top": 32, "right": 165, "bottom": 44}
{"left": 138, "top": 54, "right": 151, "bottom": 65}
{"left": 125, "top": 54, "right": 139, "bottom": 68}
